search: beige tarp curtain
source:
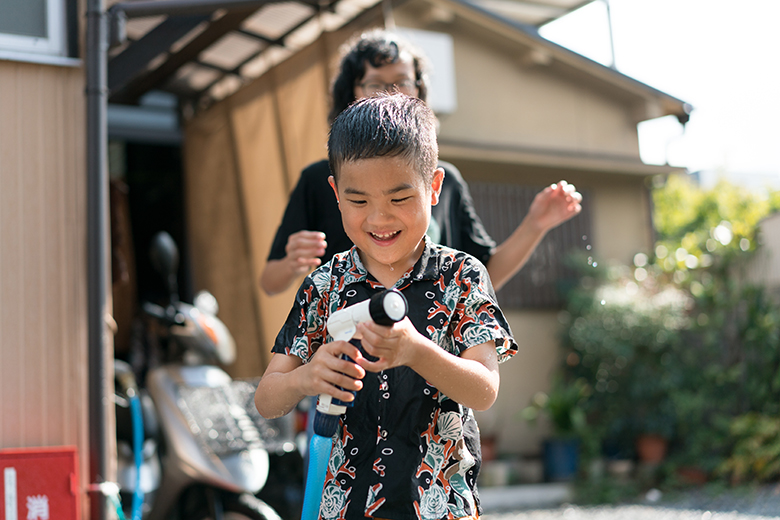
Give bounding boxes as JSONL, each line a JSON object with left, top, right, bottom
{"left": 182, "top": 25, "right": 376, "bottom": 378}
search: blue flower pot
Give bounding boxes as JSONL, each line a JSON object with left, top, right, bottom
{"left": 543, "top": 437, "right": 580, "bottom": 482}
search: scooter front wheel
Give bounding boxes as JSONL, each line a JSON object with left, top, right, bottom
{"left": 187, "top": 491, "right": 282, "bottom": 520}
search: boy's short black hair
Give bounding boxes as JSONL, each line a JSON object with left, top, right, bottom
{"left": 328, "top": 94, "right": 438, "bottom": 184}
{"left": 329, "top": 28, "right": 429, "bottom": 124}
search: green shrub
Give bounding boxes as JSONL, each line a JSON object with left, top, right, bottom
{"left": 553, "top": 175, "right": 780, "bottom": 487}
{"left": 719, "top": 413, "right": 780, "bottom": 483}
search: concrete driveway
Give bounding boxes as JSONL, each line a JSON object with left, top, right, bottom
{"left": 479, "top": 483, "right": 780, "bottom": 520}
{"left": 485, "top": 505, "right": 779, "bottom": 520}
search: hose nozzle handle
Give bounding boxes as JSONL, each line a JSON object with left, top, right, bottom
{"left": 316, "top": 289, "right": 408, "bottom": 419}
{"left": 326, "top": 288, "right": 408, "bottom": 342}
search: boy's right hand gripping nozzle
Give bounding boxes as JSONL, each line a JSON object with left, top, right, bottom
{"left": 313, "top": 288, "right": 408, "bottom": 437}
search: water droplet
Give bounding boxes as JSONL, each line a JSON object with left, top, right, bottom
{"left": 582, "top": 235, "right": 588, "bottom": 241}
{"left": 586, "top": 245, "right": 592, "bottom": 250}
{"left": 592, "top": 261, "right": 598, "bottom": 267}
{"left": 587, "top": 256, "right": 593, "bottom": 265}
{"left": 600, "top": 300, "right": 606, "bottom": 305}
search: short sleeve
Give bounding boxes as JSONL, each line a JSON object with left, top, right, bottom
{"left": 272, "top": 275, "right": 328, "bottom": 361}
{"left": 449, "top": 256, "right": 518, "bottom": 363}
{"left": 267, "top": 167, "right": 315, "bottom": 261}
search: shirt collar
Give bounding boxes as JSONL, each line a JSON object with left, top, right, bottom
{"left": 342, "top": 235, "right": 440, "bottom": 288}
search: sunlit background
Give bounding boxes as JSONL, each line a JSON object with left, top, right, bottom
{"left": 541, "top": 0, "right": 780, "bottom": 190}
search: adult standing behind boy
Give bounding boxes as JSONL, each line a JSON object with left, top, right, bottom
{"left": 255, "top": 94, "right": 518, "bottom": 519}
{"left": 260, "top": 29, "right": 583, "bottom": 297}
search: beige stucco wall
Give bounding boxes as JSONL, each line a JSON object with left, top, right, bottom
{"left": 747, "top": 212, "right": 780, "bottom": 293}
{"left": 475, "top": 310, "right": 562, "bottom": 456}
{"left": 0, "top": 58, "right": 90, "bottom": 506}
{"left": 478, "top": 177, "right": 651, "bottom": 457}
{"left": 441, "top": 31, "right": 639, "bottom": 157}
{"left": 393, "top": 7, "right": 658, "bottom": 457}
{"left": 395, "top": 3, "right": 643, "bottom": 159}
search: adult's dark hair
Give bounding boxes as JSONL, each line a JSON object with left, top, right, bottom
{"left": 329, "top": 28, "right": 429, "bottom": 124}
{"left": 328, "top": 94, "right": 438, "bottom": 183}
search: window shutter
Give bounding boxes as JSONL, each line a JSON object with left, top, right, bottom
{"left": 470, "top": 182, "right": 592, "bottom": 308}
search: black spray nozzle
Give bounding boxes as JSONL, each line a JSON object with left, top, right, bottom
{"left": 313, "top": 410, "right": 340, "bottom": 437}
{"left": 369, "top": 288, "right": 408, "bottom": 326}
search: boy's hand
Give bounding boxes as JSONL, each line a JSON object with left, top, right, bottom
{"left": 284, "top": 230, "right": 327, "bottom": 275}
{"left": 526, "top": 180, "right": 583, "bottom": 233}
{"left": 355, "top": 318, "right": 427, "bottom": 372}
{"left": 300, "top": 340, "right": 366, "bottom": 402}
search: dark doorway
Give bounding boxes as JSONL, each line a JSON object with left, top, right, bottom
{"left": 122, "top": 141, "right": 192, "bottom": 305}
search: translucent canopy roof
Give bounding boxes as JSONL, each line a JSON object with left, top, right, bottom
{"left": 106, "top": 0, "right": 593, "bottom": 107}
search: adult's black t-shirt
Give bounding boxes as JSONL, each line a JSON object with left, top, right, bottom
{"left": 267, "top": 159, "right": 496, "bottom": 266}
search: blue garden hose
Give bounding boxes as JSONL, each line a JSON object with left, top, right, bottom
{"left": 128, "top": 392, "right": 145, "bottom": 520}
{"left": 300, "top": 414, "right": 340, "bottom": 520}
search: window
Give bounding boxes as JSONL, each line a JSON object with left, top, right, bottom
{"left": 470, "top": 181, "right": 592, "bottom": 309}
{"left": 0, "top": 0, "right": 68, "bottom": 58}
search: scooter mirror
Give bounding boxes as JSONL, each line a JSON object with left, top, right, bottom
{"left": 194, "top": 290, "right": 219, "bottom": 316}
{"left": 150, "top": 231, "right": 180, "bottom": 302}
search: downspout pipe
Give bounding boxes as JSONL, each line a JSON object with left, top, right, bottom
{"left": 86, "top": 0, "right": 110, "bottom": 519}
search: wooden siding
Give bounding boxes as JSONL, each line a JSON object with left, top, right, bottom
{"left": 0, "top": 59, "right": 89, "bottom": 504}
{"left": 470, "top": 182, "right": 593, "bottom": 308}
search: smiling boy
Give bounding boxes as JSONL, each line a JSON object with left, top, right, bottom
{"left": 255, "top": 95, "right": 517, "bottom": 520}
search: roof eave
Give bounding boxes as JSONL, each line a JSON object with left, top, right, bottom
{"left": 435, "top": 0, "right": 693, "bottom": 123}
{"left": 438, "top": 138, "right": 688, "bottom": 177}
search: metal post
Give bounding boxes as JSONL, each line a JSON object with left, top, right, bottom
{"left": 86, "top": 0, "right": 110, "bottom": 518}
{"left": 602, "top": 0, "right": 617, "bottom": 70}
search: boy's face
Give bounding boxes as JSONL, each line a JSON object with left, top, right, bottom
{"left": 329, "top": 156, "right": 443, "bottom": 282}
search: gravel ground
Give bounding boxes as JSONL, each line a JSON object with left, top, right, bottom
{"left": 485, "top": 506, "right": 776, "bottom": 520}
{"left": 483, "top": 484, "right": 780, "bottom": 520}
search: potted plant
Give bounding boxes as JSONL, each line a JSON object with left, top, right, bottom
{"left": 628, "top": 355, "right": 677, "bottom": 464}
{"left": 522, "top": 377, "right": 593, "bottom": 481}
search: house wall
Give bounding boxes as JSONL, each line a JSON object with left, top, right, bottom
{"left": 0, "top": 59, "right": 90, "bottom": 499}
{"left": 442, "top": 31, "right": 639, "bottom": 157}
{"left": 395, "top": 4, "right": 643, "bottom": 159}
{"left": 747, "top": 212, "right": 780, "bottom": 294}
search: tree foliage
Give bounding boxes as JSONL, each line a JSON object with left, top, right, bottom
{"left": 652, "top": 175, "right": 780, "bottom": 275}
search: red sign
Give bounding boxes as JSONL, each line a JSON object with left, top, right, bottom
{"left": 1, "top": 446, "right": 80, "bottom": 520}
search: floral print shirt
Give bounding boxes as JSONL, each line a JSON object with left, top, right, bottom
{"left": 272, "top": 238, "right": 518, "bottom": 520}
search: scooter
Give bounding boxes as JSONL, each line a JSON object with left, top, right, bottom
{"left": 114, "top": 231, "right": 288, "bottom": 520}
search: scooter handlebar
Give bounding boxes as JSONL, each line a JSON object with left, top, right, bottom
{"left": 142, "top": 301, "right": 185, "bottom": 325}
